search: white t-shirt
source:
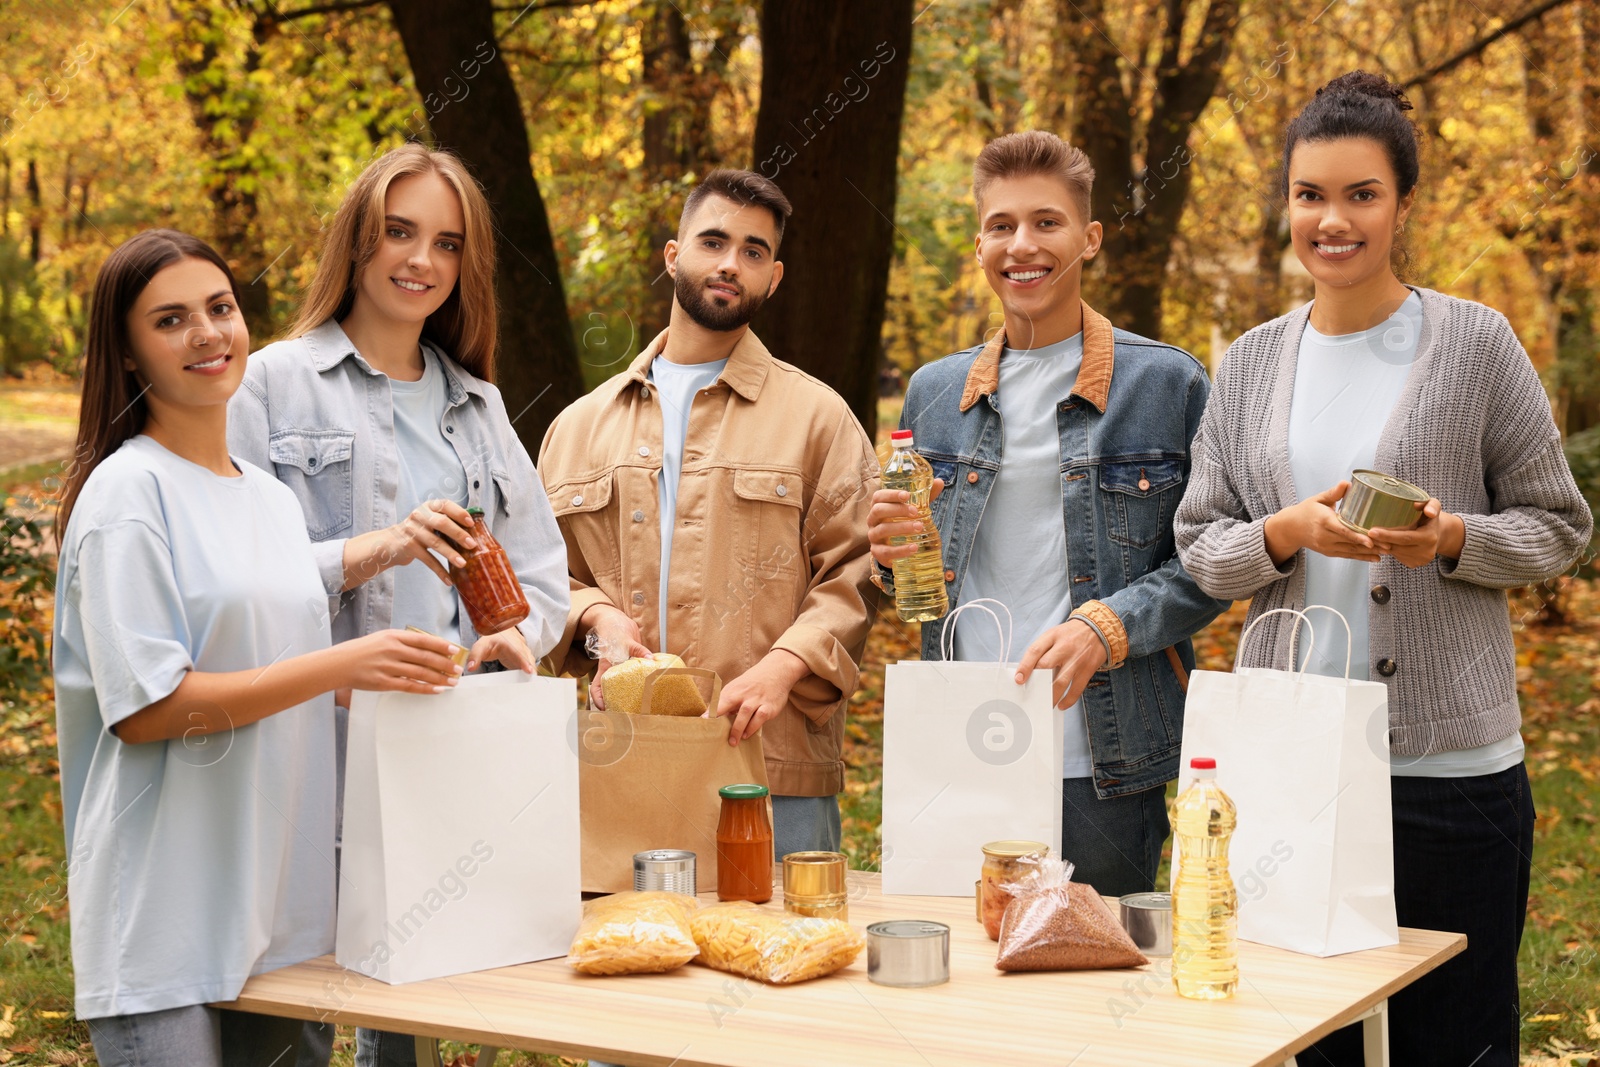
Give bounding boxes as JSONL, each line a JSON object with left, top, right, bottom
{"left": 1289, "top": 292, "right": 1522, "bottom": 777}
{"left": 955, "top": 334, "right": 1093, "bottom": 778}
{"left": 650, "top": 354, "right": 728, "bottom": 647}
{"left": 389, "top": 348, "right": 469, "bottom": 643}
{"left": 53, "top": 436, "right": 337, "bottom": 1019}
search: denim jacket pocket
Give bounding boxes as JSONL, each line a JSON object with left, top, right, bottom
{"left": 267, "top": 429, "right": 356, "bottom": 540}
{"left": 489, "top": 466, "right": 513, "bottom": 518}
{"left": 1099, "top": 458, "right": 1184, "bottom": 548}
{"left": 733, "top": 467, "right": 805, "bottom": 579}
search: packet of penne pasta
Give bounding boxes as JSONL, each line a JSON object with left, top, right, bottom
{"left": 567, "top": 891, "right": 700, "bottom": 975}
{"left": 689, "top": 901, "right": 864, "bottom": 984}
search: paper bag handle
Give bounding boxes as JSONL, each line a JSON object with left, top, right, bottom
{"left": 939, "top": 597, "right": 1015, "bottom": 662}
{"left": 1236, "top": 605, "right": 1354, "bottom": 679}
{"left": 638, "top": 666, "right": 724, "bottom": 716}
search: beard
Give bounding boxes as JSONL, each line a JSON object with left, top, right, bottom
{"left": 675, "top": 270, "right": 768, "bottom": 332}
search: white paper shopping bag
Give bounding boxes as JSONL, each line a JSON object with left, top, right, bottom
{"left": 882, "top": 602, "right": 1062, "bottom": 896}
{"left": 1175, "top": 607, "right": 1396, "bottom": 957}
{"left": 337, "top": 672, "right": 581, "bottom": 983}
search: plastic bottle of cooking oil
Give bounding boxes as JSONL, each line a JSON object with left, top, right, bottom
{"left": 1172, "top": 756, "right": 1238, "bottom": 1000}
{"left": 882, "top": 429, "right": 949, "bottom": 623}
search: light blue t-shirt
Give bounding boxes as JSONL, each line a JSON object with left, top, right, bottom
{"left": 389, "top": 348, "right": 468, "bottom": 644}
{"left": 52, "top": 436, "right": 336, "bottom": 1018}
{"left": 650, "top": 354, "right": 728, "bottom": 647}
{"left": 1289, "top": 292, "right": 1522, "bottom": 777}
{"left": 955, "top": 333, "right": 1094, "bottom": 778}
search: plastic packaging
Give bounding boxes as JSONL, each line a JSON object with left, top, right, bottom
{"left": 994, "top": 858, "right": 1148, "bottom": 972}
{"left": 883, "top": 429, "right": 949, "bottom": 622}
{"left": 1172, "top": 756, "right": 1238, "bottom": 999}
{"left": 690, "top": 901, "right": 864, "bottom": 984}
{"left": 600, "top": 653, "right": 707, "bottom": 716}
{"left": 567, "top": 891, "right": 700, "bottom": 975}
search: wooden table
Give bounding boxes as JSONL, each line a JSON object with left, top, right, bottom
{"left": 219, "top": 871, "right": 1463, "bottom": 1067}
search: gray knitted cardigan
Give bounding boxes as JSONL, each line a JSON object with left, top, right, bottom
{"left": 1174, "top": 287, "right": 1593, "bottom": 756}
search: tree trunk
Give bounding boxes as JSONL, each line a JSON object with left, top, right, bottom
{"left": 640, "top": 1, "right": 694, "bottom": 330}
{"left": 170, "top": 1, "right": 272, "bottom": 338}
{"left": 25, "top": 159, "right": 41, "bottom": 263}
{"left": 1057, "top": 0, "right": 1241, "bottom": 339}
{"left": 749, "top": 0, "right": 914, "bottom": 440}
{"left": 387, "top": 0, "right": 584, "bottom": 454}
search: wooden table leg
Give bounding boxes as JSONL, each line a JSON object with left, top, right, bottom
{"left": 1362, "top": 999, "right": 1390, "bottom": 1067}
{"left": 411, "top": 1036, "right": 500, "bottom": 1066}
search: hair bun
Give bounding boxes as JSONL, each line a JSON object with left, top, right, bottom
{"left": 1315, "top": 70, "right": 1413, "bottom": 111}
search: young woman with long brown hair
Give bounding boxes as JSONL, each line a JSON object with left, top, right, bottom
{"left": 53, "top": 230, "right": 461, "bottom": 1066}
{"left": 227, "top": 143, "right": 568, "bottom": 1067}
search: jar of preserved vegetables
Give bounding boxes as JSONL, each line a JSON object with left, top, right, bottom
{"left": 979, "top": 840, "right": 1049, "bottom": 940}
{"left": 449, "top": 507, "right": 529, "bottom": 635}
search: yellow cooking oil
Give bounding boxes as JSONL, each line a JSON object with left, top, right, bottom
{"left": 883, "top": 430, "right": 949, "bottom": 623}
{"left": 1172, "top": 756, "right": 1239, "bottom": 1000}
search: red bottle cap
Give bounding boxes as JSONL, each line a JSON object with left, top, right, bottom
{"left": 890, "top": 430, "right": 913, "bottom": 442}
{"left": 1189, "top": 757, "right": 1216, "bottom": 770}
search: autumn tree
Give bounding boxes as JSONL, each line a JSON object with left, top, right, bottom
{"left": 749, "top": 0, "right": 914, "bottom": 438}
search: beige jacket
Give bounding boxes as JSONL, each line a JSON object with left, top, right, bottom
{"left": 538, "top": 329, "right": 879, "bottom": 796}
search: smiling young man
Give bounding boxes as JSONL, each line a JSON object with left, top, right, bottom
{"left": 539, "top": 169, "right": 878, "bottom": 857}
{"left": 867, "top": 132, "right": 1228, "bottom": 895}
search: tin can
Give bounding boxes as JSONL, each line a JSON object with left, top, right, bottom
{"left": 633, "top": 850, "right": 697, "bottom": 895}
{"left": 867, "top": 921, "right": 950, "bottom": 988}
{"left": 405, "top": 627, "right": 470, "bottom": 669}
{"left": 1338, "top": 470, "right": 1430, "bottom": 532}
{"left": 1119, "top": 892, "right": 1173, "bottom": 958}
{"left": 783, "top": 851, "right": 849, "bottom": 920}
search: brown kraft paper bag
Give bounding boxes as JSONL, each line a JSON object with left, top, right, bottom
{"left": 578, "top": 670, "right": 770, "bottom": 893}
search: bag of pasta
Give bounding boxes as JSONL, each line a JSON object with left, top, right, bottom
{"left": 567, "top": 891, "right": 700, "bottom": 975}
{"left": 995, "top": 858, "right": 1148, "bottom": 972}
{"left": 690, "top": 901, "right": 864, "bottom": 984}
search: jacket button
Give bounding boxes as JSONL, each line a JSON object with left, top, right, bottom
{"left": 632, "top": 592, "right": 645, "bottom": 605}
{"left": 1376, "top": 658, "right": 1397, "bottom": 677}
{"left": 572, "top": 494, "right": 584, "bottom": 506}
{"left": 639, "top": 446, "right": 650, "bottom": 457}
{"left": 307, "top": 456, "right": 318, "bottom": 469}
{"left": 967, "top": 471, "right": 979, "bottom": 484}
{"left": 776, "top": 484, "right": 788, "bottom": 497}
{"left": 446, "top": 425, "right": 454, "bottom": 434}
{"left": 1371, "top": 585, "right": 1391, "bottom": 604}
{"left": 943, "top": 569, "right": 955, "bottom": 583}
{"left": 633, "top": 510, "right": 645, "bottom": 522}
{"left": 641, "top": 387, "right": 651, "bottom": 400}
{"left": 473, "top": 480, "right": 480, "bottom": 490}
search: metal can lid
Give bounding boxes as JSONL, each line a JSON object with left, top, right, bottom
{"left": 1350, "top": 469, "right": 1429, "bottom": 502}
{"left": 634, "top": 849, "right": 696, "bottom": 872}
{"left": 718, "top": 783, "right": 770, "bottom": 799}
{"left": 867, "top": 920, "right": 949, "bottom": 940}
{"left": 981, "top": 839, "right": 1049, "bottom": 859}
{"left": 1119, "top": 892, "right": 1172, "bottom": 910}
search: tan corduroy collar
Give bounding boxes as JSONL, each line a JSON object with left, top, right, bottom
{"left": 958, "top": 301, "right": 1116, "bottom": 413}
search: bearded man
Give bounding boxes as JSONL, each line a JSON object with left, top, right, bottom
{"left": 538, "top": 169, "right": 878, "bottom": 855}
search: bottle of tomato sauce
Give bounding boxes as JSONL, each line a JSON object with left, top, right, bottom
{"left": 716, "top": 784, "right": 773, "bottom": 903}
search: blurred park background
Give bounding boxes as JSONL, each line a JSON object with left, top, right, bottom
{"left": 1, "top": 0, "right": 1598, "bottom": 1062}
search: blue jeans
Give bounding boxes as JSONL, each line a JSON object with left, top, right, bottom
{"left": 1060, "top": 776, "right": 1169, "bottom": 897}
{"left": 772, "top": 794, "right": 842, "bottom": 858}
{"left": 1301, "top": 763, "right": 1535, "bottom": 1067}
{"left": 88, "top": 1005, "right": 309, "bottom": 1067}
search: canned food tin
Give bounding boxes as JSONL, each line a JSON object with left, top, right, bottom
{"left": 404, "top": 626, "right": 470, "bottom": 669}
{"left": 867, "top": 920, "right": 950, "bottom": 988}
{"left": 1338, "top": 470, "right": 1429, "bottom": 532}
{"left": 633, "top": 849, "right": 697, "bottom": 895}
{"left": 783, "top": 852, "right": 849, "bottom": 920}
{"left": 1119, "top": 892, "right": 1172, "bottom": 958}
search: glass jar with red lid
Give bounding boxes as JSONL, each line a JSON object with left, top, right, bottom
{"left": 449, "top": 507, "right": 529, "bottom": 635}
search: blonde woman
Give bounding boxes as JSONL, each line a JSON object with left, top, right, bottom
{"left": 227, "top": 144, "right": 568, "bottom": 1067}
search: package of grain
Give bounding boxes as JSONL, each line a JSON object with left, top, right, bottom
{"left": 601, "top": 654, "right": 710, "bottom": 717}
{"left": 994, "top": 858, "right": 1148, "bottom": 972}
{"left": 567, "top": 891, "right": 700, "bottom": 975}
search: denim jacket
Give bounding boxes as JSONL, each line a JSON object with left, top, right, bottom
{"left": 889, "top": 303, "right": 1228, "bottom": 797}
{"left": 227, "top": 320, "right": 568, "bottom": 656}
